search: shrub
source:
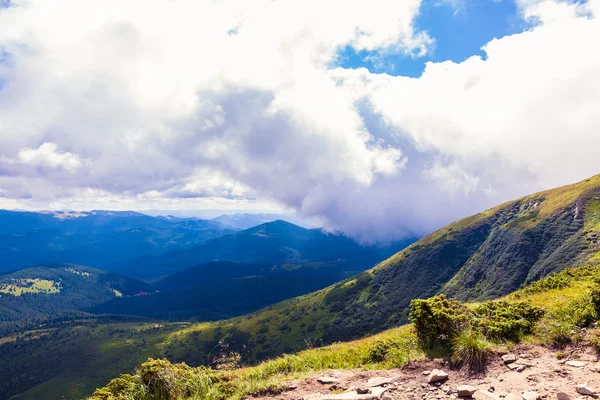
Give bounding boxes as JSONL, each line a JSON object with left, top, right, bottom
{"left": 452, "top": 329, "right": 491, "bottom": 373}
{"left": 409, "top": 294, "right": 471, "bottom": 350}
{"left": 474, "top": 301, "right": 544, "bottom": 341}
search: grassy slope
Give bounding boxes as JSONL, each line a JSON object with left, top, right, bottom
{"left": 89, "top": 261, "right": 600, "bottom": 400}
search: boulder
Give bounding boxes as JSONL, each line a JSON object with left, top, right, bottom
{"left": 427, "top": 369, "right": 449, "bottom": 384}
{"left": 457, "top": 385, "right": 478, "bottom": 397}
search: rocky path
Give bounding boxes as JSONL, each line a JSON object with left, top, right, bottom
{"left": 252, "top": 345, "right": 600, "bottom": 400}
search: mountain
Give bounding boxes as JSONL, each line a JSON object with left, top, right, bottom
{"left": 90, "top": 260, "right": 368, "bottom": 321}
{"left": 0, "top": 210, "right": 236, "bottom": 273}
{"left": 0, "top": 263, "right": 151, "bottom": 336}
{"left": 157, "top": 173, "right": 600, "bottom": 364}
{"left": 211, "top": 213, "right": 291, "bottom": 229}
{"left": 111, "top": 220, "right": 413, "bottom": 279}
{"left": 3, "top": 174, "right": 600, "bottom": 399}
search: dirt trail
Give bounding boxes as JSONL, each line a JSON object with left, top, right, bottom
{"left": 252, "top": 345, "right": 600, "bottom": 400}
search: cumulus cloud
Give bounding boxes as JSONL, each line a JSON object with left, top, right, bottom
{"left": 0, "top": 0, "right": 599, "bottom": 241}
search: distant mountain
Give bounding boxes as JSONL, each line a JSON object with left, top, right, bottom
{"left": 212, "top": 213, "right": 309, "bottom": 229}
{"left": 0, "top": 263, "right": 151, "bottom": 336}
{"left": 0, "top": 210, "right": 236, "bottom": 273}
{"left": 91, "top": 260, "right": 368, "bottom": 321}
{"left": 110, "top": 220, "right": 416, "bottom": 279}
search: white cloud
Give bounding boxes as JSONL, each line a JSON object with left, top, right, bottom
{"left": 16, "top": 142, "right": 89, "bottom": 172}
{"left": 0, "top": 0, "right": 599, "bottom": 242}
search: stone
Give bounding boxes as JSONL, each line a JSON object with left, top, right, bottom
{"left": 503, "top": 354, "right": 518, "bottom": 364}
{"left": 473, "top": 390, "right": 501, "bottom": 400}
{"left": 556, "top": 392, "right": 570, "bottom": 400}
{"left": 565, "top": 361, "right": 586, "bottom": 368}
{"left": 427, "top": 369, "right": 449, "bottom": 384}
{"left": 424, "top": 371, "right": 432, "bottom": 376}
{"left": 457, "top": 385, "right": 478, "bottom": 397}
{"left": 356, "top": 388, "right": 371, "bottom": 395}
{"left": 504, "top": 394, "right": 520, "bottom": 400}
{"left": 522, "top": 392, "right": 540, "bottom": 400}
{"left": 575, "top": 385, "right": 597, "bottom": 396}
{"left": 318, "top": 377, "right": 340, "bottom": 384}
{"left": 520, "top": 354, "right": 533, "bottom": 359}
{"left": 508, "top": 363, "right": 528, "bottom": 371}
{"left": 367, "top": 377, "right": 394, "bottom": 387}
{"left": 315, "top": 387, "right": 389, "bottom": 400}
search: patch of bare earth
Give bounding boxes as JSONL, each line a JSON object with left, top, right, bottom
{"left": 251, "top": 345, "right": 600, "bottom": 400}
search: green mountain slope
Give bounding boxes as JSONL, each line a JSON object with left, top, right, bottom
{"left": 0, "top": 264, "right": 151, "bottom": 336}
{"left": 160, "top": 174, "right": 600, "bottom": 364}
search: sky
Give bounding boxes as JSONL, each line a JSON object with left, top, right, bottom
{"left": 0, "top": 0, "right": 599, "bottom": 242}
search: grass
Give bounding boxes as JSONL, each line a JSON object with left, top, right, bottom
{"left": 0, "top": 278, "right": 61, "bottom": 296}
{"left": 91, "top": 263, "right": 600, "bottom": 400}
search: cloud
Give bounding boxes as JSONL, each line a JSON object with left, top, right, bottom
{"left": 0, "top": 0, "right": 599, "bottom": 242}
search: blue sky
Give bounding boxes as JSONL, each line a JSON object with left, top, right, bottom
{"left": 338, "top": 0, "right": 532, "bottom": 77}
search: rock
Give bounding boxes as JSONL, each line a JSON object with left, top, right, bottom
{"left": 424, "top": 371, "right": 432, "bottom": 376}
{"left": 318, "top": 377, "right": 340, "bottom": 384}
{"left": 565, "top": 361, "right": 586, "bottom": 368}
{"left": 508, "top": 363, "right": 528, "bottom": 371}
{"left": 556, "top": 392, "right": 570, "bottom": 400}
{"left": 367, "top": 377, "right": 394, "bottom": 387}
{"left": 505, "top": 394, "right": 520, "bottom": 400}
{"left": 356, "top": 388, "right": 371, "bottom": 395}
{"left": 315, "top": 387, "right": 389, "bottom": 400}
{"left": 520, "top": 354, "right": 533, "bottom": 359}
{"left": 427, "top": 369, "right": 449, "bottom": 384}
{"left": 575, "top": 385, "right": 597, "bottom": 396}
{"left": 522, "top": 392, "right": 540, "bottom": 400}
{"left": 503, "top": 354, "right": 518, "bottom": 364}
{"left": 457, "top": 385, "right": 478, "bottom": 397}
{"left": 474, "top": 390, "right": 501, "bottom": 400}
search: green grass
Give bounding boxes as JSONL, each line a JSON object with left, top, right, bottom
{"left": 0, "top": 278, "right": 61, "bottom": 296}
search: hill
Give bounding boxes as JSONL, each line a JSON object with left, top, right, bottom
{"left": 110, "top": 220, "right": 412, "bottom": 279}
{"left": 0, "top": 264, "right": 151, "bottom": 336}
{"left": 0, "top": 210, "right": 236, "bottom": 273}
{"left": 90, "top": 260, "right": 369, "bottom": 321}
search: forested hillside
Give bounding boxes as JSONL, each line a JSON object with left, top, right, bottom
{"left": 0, "top": 264, "right": 151, "bottom": 336}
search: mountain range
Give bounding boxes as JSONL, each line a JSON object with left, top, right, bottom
{"left": 1, "top": 174, "right": 600, "bottom": 399}
{"left": 109, "top": 220, "right": 412, "bottom": 279}
{"left": 0, "top": 210, "right": 236, "bottom": 273}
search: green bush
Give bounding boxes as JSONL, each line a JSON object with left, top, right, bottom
{"left": 409, "top": 295, "right": 471, "bottom": 349}
{"left": 452, "top": 329, "right": 491, "bottom": 373}
{"left": 474, "top": 301, "right": 544, "bottom": 341}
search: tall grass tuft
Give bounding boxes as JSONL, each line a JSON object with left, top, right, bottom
{"left": 451, "top": 329, "right": 491, "bottom": 373}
